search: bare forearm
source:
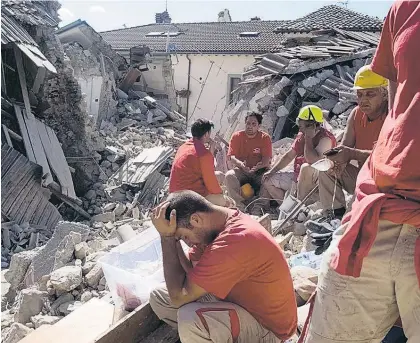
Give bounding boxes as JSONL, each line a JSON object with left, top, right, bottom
{"left": 161, "top": 236, "right": 186, "bottom": 301}
{"left": 271, "top": 154, "right": 293, "bottom": 173}
{"left": 229, "top": 156, "right": 243, "bottom": 168}
{"left": 176, "top": 241, "right": 192, "bottom": 273}
{"left": 304, "top": 140, "right": 322, "bottom": 164}
{"left": 349, "top": 148, "right": 371, "bottom": 164}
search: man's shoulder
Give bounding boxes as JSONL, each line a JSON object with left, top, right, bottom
{"left": 232, "top": 131, "right": 246, "bottom": 139}
{"left": 258, "top": 131, "right": 272, "bottom": 141}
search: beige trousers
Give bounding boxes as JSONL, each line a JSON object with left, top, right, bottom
{"left": 318, "top": 163, "right": 359, "bottom": 210}
{"left": 150, "top": 285, "right": 280, "bottom": 343}
{"left": 304, "top": 220, "right": 420, "bottom": 343}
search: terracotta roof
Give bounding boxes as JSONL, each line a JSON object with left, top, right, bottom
{"left": 274, "top": 5, "right": 383, "bottom": 33}
{"left": 100, "top": 21, "right": 288, "bottom": 54}
{"left": 100, "top": 5, "right": 382, "bottom": 55}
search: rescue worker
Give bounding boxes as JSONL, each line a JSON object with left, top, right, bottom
{"left": 225, "top": 112, "right": 272, "bottom": 210}
{"left": 302, "top": 2, "right": 420, "bottom": 342}
{"left": 169, "top": 119, "right": 232, "bottom": 207}
{"left": 261, "top": 105, "right": 336, "bottom": 205}
{"left": 149, "top": 191, "right": 297, "bottom": 342}
{"left": 318, "top": 66, "right": 388, "bottom": 219}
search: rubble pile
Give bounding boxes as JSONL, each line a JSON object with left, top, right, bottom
{"left": 1, "top": 222, "right": 120, "bottom": 341}
{"left": 220, "top": 29, "right": 378, "bottom": 144}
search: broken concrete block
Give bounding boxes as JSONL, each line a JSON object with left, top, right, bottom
{"left": 23, "top": 222, "right": 89, "bottom": 287}
{"left": 91, "top": 211, "right": 115, "bottom": 223}
{"left": 37, "top": 275, "right": 50, "bottom": 292}
{"left": 272, "top": 76, "right": 292, "bottom": 96}
{"left": 74, "top": 242, "right": 89, "bottom": 260}
{"left": 50, "top": 266, "right": 82, "bottom": 292}
{"left": 117, "top": 89, "right": 128, "bottom": 100}
{"left": 58, "top": 301, "right": 75, "bottom": 316}
{"left": 14, "top": 288, "right": 47, "bottom": 324}
{"left": 117, "top": 224, "right": 136, "bottom": 242}
{"left": 50, "top": 293, "right": 74, "bottom": 316}
{"left": 80, "top": 290, "right": 93, "bottom": 303}
{"left": 85, "top": 189, "right": 97, "bottom": 200}
{"left": 103, "top": 203, "right": 116, "bottom": 212}
{"left": 85, "top": 264, "right": 103, "bottom": 288}
{"left": 5, "top": 250, "right": 38, "bottom": 289}
{"left": 275, "top": 232, "right": 293, "bottom": 249}
{"left": 297, "top": 88, "right": 306, "bottom": 97}
{"left": 113, "top": 203, "right": 126, "bottom": 217}
{"left": 332, "top": 101, "right": 352, "bottom": 115}
{"left": 291, "top": 266, "right": 319, "bottom": 306}
{"left": 31, "top": 314, "right": 61, "bottom": 329}
{"left": 302, "top": 76, "right": 320, "bottom": 88}
{"left": 276, "top": 105, "right": 289, "bottom": 117}
{"left": 3, "top": 323, "right": 33, "bottom": 343}
{"left": 81, "top": 262, "right": 95, "bottom": 276}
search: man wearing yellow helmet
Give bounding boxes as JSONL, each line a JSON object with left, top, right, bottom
{"left": 318, "top": 65, "right": 388, "bottom": 218}
{"left": 261, "top": 105, "right": 336, "bottom": 205}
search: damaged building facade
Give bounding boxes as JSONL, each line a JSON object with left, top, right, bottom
{"left": 100, "top": 5, "right": 382, "bottom": 135}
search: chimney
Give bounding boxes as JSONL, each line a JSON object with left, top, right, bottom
{"left": 156, "top": 10, "right": 171, "bottom": 24}
{"left": 250, "top": 16, "right": 261, "bottom": 21}
{"left": 218, "top": 9, "right": 232, "bottom": 22}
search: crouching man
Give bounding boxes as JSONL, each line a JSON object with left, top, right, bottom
{"left": 149, "top": 191, "right": 297, "bottom": 342}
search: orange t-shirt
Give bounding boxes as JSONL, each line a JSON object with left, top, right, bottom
{"left": 169, "top": 139, "right": 222, "bottom": 197}
{"left": 331, "top": 1, "right": 420, "bottom": 285}
{"left": 353, "top": 106, "right": 386, "bottom": 151}
{"left": 188, "top": 210, "right": 297, "bottom": 340}
{"left": 227, "top": 131, "right": 272, "bottom": 169}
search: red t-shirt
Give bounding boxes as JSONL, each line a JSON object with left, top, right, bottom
{"left": 353, "top": 106, "right": 386, "bottom": 151}
{"left": 169, "top": 139, "right": 222, "bottom": 197}
{"left": 331, "top": 1, "right": 420, "bottom": 285}
{"left": 227, "top": 131, "right": 272, "bottom": 169}
{"left": 291, "top": 127, "right": 337, "bottom": 180}
{"left": 188, "top": 210, "right": 297, "bottom": 340}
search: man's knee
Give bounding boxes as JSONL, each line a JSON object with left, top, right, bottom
{"left": 149, "top": 287, "right": 172, "bottom": 319}
{"left": 225, "top": 170, "right": 238, "bottom": 184}
{"left": 214, "top": 171, "right": 225, "bottom": 185}
{"left": 299, "top": 163, "right": 312, "bottom": 177}
{"left": 177, "top": 303, "right": 201, "bottom": 339}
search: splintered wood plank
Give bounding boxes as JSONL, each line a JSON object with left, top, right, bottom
{"left": 21, "top": 111, "right": 53, "bottom": 185}
{"left": 94, "top": 303, "right": 160, "bottom": 343}
{"left": 40, "top": 121, "right": 77, "bottom": 200}
{"left": 13, "top": 45, "right": 35, "bottom": 120}
{"left": 14, "top": 104, "right": 36, "bottom": 162}
{"left": 20, "top": 298, "right": 114, "bottom": 343}
{"left": 2, "top": 124, "right": 13, "bottom": 147}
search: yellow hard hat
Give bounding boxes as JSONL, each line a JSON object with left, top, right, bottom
{"left": 297, "top": 105, "right": 324, "bottom": 123}
{"left": 241, "top": 183, "right": 254, "bottom": 200}
{"left": 353, "top": 65, "right": 388, "bottom": 90}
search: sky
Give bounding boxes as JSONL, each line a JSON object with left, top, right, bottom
{"left": 58, "top": 0, "right": 394, "bottom": 32}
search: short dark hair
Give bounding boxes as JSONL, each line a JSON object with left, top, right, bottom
{"left": 245, "top": 112, "right": 263, "bottom": 125}
{"left": 191, "top": 119, "right": 214, "bottom": 139}
{"left": 165, "top": 191, "right": 213, "bottom": 228}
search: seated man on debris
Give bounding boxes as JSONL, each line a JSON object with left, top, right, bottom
{"left": 261, "top": 105, "right": 336, "bottom": 206}
{"left": 225, "top": 112, "right": 272, "bottom": 210}
{"left": 169, "top": 118, "right": 232, "bottom": 207}
{"left": 317, "top": 66, "right": 388, "bottom": 219}
{"left": 149, "top": 191, "right": 297, "bottom": 342}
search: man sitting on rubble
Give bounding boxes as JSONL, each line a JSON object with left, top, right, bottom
{"left": 260, "top": 105, "right": 336, "bottom": 206}
{"left": 169, "top": 118, "right": 232, "bottom": 207}
{"left": 149, "top": 191, "right": 297, "bottom": 342}
{"left": 317, "top": 66, "right": 388, "bottom": 219}
{"left": 225, "top": 112, "right": 272, "bottom": 210}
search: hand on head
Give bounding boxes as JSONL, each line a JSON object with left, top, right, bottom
{"left": 151, "top": 201, "right": 177, "bottom": 237}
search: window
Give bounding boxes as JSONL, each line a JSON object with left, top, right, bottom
{"left": 146, "top": 32, "right": 165, "bottom": 37}
{"left": 227, "top": 75, "right": 241, "bottom": 106}
{"left": 238, "top": 32, "right": 261, "bottom": 37}
{"left": 164, "top": 32, "right": 182, "bottom": 37}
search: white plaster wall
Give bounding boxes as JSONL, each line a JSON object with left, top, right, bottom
{"left": 170, "top": 54, "right": 255, "bottom": 133}
{"left": 78, "top": 75, "right": 103, "bottom": 124}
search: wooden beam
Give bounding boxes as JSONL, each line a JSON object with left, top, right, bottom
{"left": 1, "top": 60, "right": 7, "bottom": 96}
{"left": 257, "top": 213, "right": 272, "bottom": 235}
{"left": 2, "top": 124, "right": 13, "bottom": 147}
{"left": 14, "top": 104, "right": 36, "bottom": 162}
{"left": 48, "top": 186, "right": 90, "bottom": 219}
{"left": 94, "top": 303, "right": 160, "bottom": 343}
{"left": 32, "top": 66, "right": 46, "bottom": 94}
{"left": 13, "top": 44, "right": 35, "bottom": 120}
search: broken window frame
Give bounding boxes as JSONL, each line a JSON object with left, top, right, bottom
{"left": 226, "top": 74, "right": 242, "bottom": 107}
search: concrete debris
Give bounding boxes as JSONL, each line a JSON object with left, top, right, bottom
{"left": 2, "top": 323, "right": 33, "bottom": 343}
{"left": 85, "top": 263, "right": 104, "bottom": 288}
{"left": 30, "top": 314, "right": 61, "bottom": 328}
{"left": 14, "top": 288, "right": 47, "bottom": 324}
{"left": 49, "top": 266, "right": 83, "bottom": 292}
{"left": 50, "top": 293, "right": 74, "bottom": 316}
{"left": 5, "top": 250, "right": 38, "bottom": 290}
{"left": 80, "top": 290, "right": 93, "bottom": 303}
